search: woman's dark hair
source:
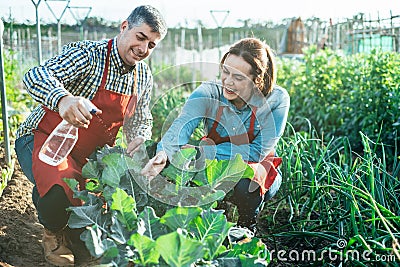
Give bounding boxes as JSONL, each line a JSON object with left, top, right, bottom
{"left": 220, "top": 38, "right": 276, "bottom": 96}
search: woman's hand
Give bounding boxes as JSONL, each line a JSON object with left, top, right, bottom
{"left": 141, "top": 151, "right": 168, "bottom": 180}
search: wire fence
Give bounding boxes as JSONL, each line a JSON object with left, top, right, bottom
{"left": 2, "top": 12, "right": 400, "bottom": 70}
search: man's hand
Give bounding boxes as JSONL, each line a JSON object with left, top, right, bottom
{"left": 141, "top": 151, "right": 168, "bottom": 180}
{"left": 126, "top": 136, "right": 146, "bottom": 157}
{"left": 58, "top": 96, "right": 102, "bottom": 128}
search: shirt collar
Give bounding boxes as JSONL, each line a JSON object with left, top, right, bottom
{"left": 110, "top": 37, "right": 136, "bottom": 75}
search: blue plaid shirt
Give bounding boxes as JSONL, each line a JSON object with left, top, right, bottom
{"left": 16, "top": 37, "right": 153, "bottom": 141}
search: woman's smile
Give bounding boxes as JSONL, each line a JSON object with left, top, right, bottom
{"left": 224, "top": 87, "right": 237, "bottom": 94}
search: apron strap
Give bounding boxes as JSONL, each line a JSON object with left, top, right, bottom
{"left": 210, "top": 106, "right": 224, "bottom": 133}
{"left": 249, "top": 106, "right": 257, "bottom": 133}
{"left": 124, "top": 66, "right": 138, "bottom": 118}
{"left": 99, "top": 39, "right": 113, "bottom": 90}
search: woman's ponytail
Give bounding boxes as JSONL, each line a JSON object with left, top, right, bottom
{"left": 262, "top": 44, "right": 276, "bottom": 96}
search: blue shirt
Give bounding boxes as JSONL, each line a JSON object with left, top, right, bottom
{"left": 157, "top": 81, "right": 290, "bottom": 162}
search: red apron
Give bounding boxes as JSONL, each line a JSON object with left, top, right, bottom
{"left": 203, "top": 106, "right": 282, "bottom": 195}
{"left": 32, "top": 39, "right": 137, "bottom": 206}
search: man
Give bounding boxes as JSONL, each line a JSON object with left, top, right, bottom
{"left": 15, "top": 5, "right": 167, "bottom": 266}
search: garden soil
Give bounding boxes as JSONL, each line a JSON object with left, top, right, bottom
{"left": 0, "top": 147, "right": 51, "bottom": 266}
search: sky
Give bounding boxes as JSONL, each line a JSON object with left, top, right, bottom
{"left": 1, "top": 0, "right": 399, "bottom": 28}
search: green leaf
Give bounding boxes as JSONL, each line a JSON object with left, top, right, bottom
{"left": 138, "top": 207, "right": 167, "bottom": 240}
{"left": 205, "top": 159, "right": 220, "bottom": 185}
{"left": 206, "top": 154, "right": 254, "bottom": 191}
{"left": 64, "top": 178, "right": 79, "bottom": 192}
{"left": 128, "top": 233, "right": 160, "bottom": 265}
{"left": 130, "top": 142, "right": 150, "bottom": 166}
{"left": 110, "top": 188, "right": 136, "bottom": 211}
{"left": 81, "top": 225, "right": 106, "bottom": 257}
{"left": 95, "top": 145, "right": 124, "bottom": 163}
{"left": 81, "top": 226, "right": 120, "bottom": 260}
{"left": 160, "top": 206, "right": 202, "bottom": 231}
{"left": 229, "top": 154, "right": 254, "bottom": 178}
{"left": 170, "top": 148, "right": 197, "bottom": 169}
{"left": 101, "top": 153, "right": 143, "bottom": 188}
{"left": 191, "top": 170, "right": 207, "bottom": 186}
{"left": 238, "top": 253, "right": 269, "bottom": 267}
{"left": 81, "top": 160, "right": 100, "bottom": 179}
{"left": 161, "top": 148, "right": 197, "bottom": 186}
{"left": 190, "top": 209, "right": 234, "bottom": 260}
{"left": 161, "top": 166, "right": 194, "bottom": 187}
{"left": 102, "top": 184, "right": 117, "bottom": 203}
{"left": 101, "top": 241, "right": 119, "bottom": 259}
{"left": 110, "top": 188, "right": 137, "bottom": 231}
{"left": 155, "top": 231, "right": 205, "bottom": 267}
{"left": 101, "top": 154, "right": 125, "bottom": 187}
{"left": 215, "top": 257, "right": 241, "bottom": 266}
{"left": 63, "top": 178, "right": 101, "bottom": 203}
{"left": 198, "top": 190, "right": 226, "bottom": 207}
{"left": 109, "top": 217, "right": 130, "bottom": 244}
{"left": 68, "top": 203, "right": 105, "bottom": 228}
{"left": 85, "top": 180, "right": 102, "bottom": 192}
{"left": 226, "top": 238, "right": 269, "bottom": 266}
{"left": 235, "top": 237, "right": 266, "bottom": 256}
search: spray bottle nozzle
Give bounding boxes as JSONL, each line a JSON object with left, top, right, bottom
{"left": 85, "top": 100, "right": 98, "bottom": 115}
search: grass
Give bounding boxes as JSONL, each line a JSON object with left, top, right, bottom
{"left": 0, "top": 157, "right": 15, "bottom": 197}
{"left": 259, "top": 121, "right": 400, "bottom": 266}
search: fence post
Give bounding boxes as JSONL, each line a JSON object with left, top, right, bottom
{"left": 0, "top": 19, "right": 11, "bottom": 165}
{"left": 44, "top": 0, "right": 71, "bottom": 53}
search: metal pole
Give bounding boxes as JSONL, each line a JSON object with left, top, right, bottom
{"left": 197, "top": 22, "right": 203, "bottom": 77}
{"left": 180, "top": 25, "right": 185, "bottom": 48}
{"left": 80, "top": 24, "right": 83, "bottom": 40}
{"left": 57, "top": 22, "right": 62, "bottom": 52}
{"left": 218, "top": 26, "right": 222, "bottom": 59}
{"left": 8, "top": 8, "right": 13, "bottom": 51}
{"left": 45, "top": 0, "right": 71, "bottom": 53}
{"left": 68, "top": 6, "right": 92, "bottom": 41}
{"left": 210, "top": 10, "right": 229, "bottom": 61}
{"left": 31, "top": 0, "right": 42, "bottom": 65}
{"left": 0, "top": 19, "right": 11, "bottom": 164}
{"left": 390, "top": 10, "right": 395, "bottom": 52}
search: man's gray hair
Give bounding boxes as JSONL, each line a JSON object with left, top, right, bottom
{"left": 127, "top": 5, "right": 167, "bottom": 39}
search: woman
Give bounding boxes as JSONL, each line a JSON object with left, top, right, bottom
{"left": 142, "top": 37, "right": 290, "bottom": 229}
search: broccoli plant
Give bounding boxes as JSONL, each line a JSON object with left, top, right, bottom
{"left": 65, "top": 144, "right": 270, "bottom": 266}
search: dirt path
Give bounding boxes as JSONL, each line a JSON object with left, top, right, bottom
{"left": 0, "top": 147, "right": 51, "bottom": 267}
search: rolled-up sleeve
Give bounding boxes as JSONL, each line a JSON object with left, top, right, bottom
{"left": 157, "top": 82, "right": 214, "bottom": 157}
{"left": 22, "top": 44, "right": 93, "bottom": 111}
